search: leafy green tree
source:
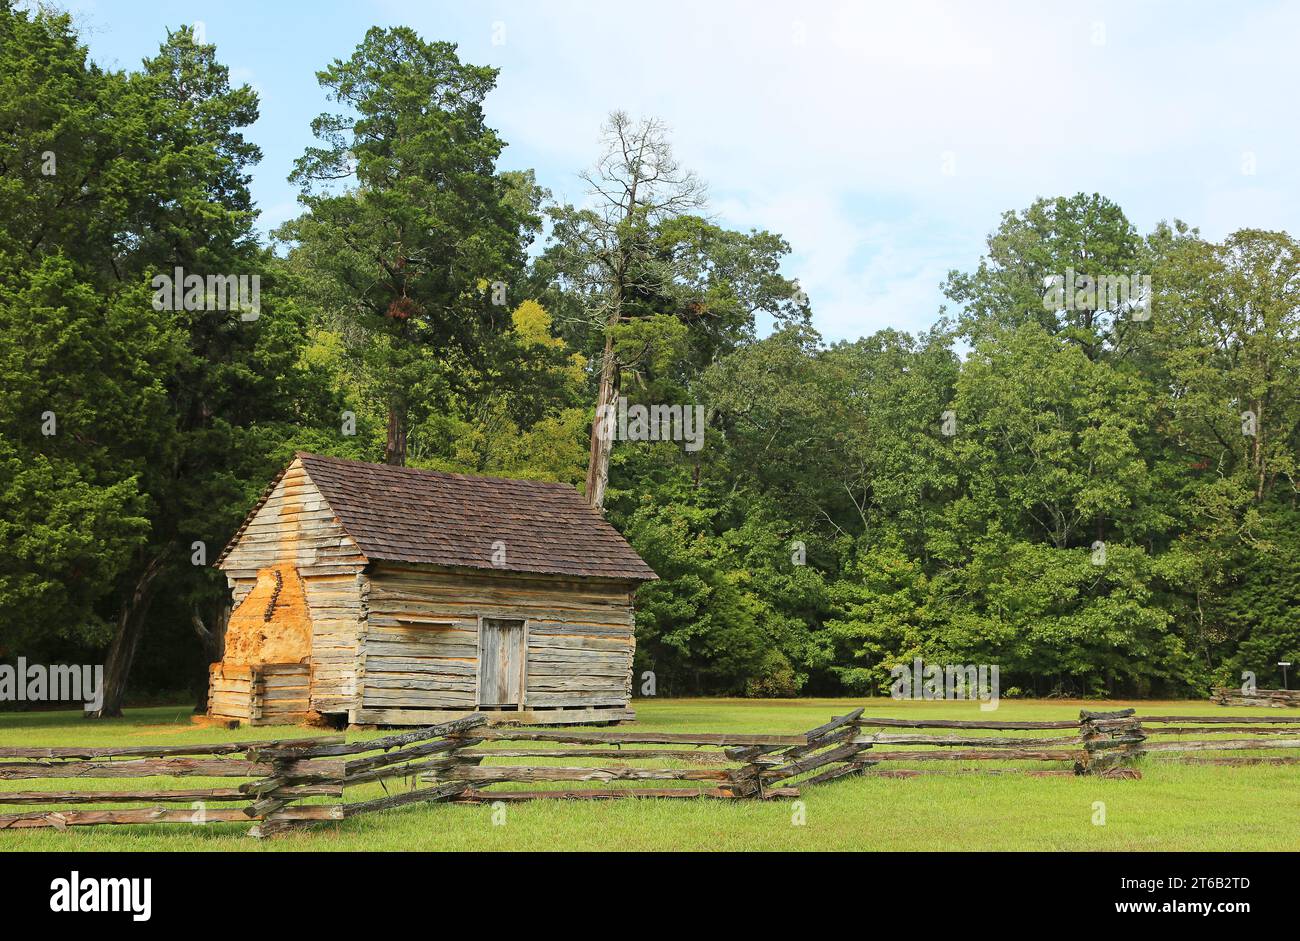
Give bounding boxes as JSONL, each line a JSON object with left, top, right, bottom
{"left": 412, "top": 300, "right": 590, "bottom": 482}
{"left": 1142, "top": 227, "right": 1300, "bottom": 681}
{"left": 0, "top": 262, "right": 167, "bottom": 657}
{"left": 700, "top": 324, "right": 957, "bottom": 552}
{"left": 281, "top": 27, "right": 533, "bottom": 466}
{"left": 615, "top": 462, "right": 827, "bottom": 695}
{"left": 947, "top": 323, "right": 1158, "bottom": 551}
{"left": 0, "top": 6, "right": 175, "bottom": 663}
{"left": 1146, "top": 228, "right": 1300, "bottom": 503}
{"left": 0, "top": 10, "right": 339, "bottom": 713}
{"left": 6, "top": 6, "right": 1300, "bottom": 711}
{"left": 945, "top": 193, "right": 1144, "bottom": 358}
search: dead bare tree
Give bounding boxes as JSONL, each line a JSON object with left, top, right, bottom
{"left": 550, "top": 112, "right": 705, "bottom": 511}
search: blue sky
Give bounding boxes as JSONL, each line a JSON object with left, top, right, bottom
{"left": 55, "top": 0, "right": 1300, "bottom": 343}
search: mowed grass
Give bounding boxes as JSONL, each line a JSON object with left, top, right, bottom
{"left": 1, "top": 697, "right": 1297, "bottom": 851}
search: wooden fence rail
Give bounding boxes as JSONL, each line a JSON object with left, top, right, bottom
{"left": 419, "top": 707, "right": 1160, "bottom": 799}
{"left": 1135, "top": 712, "right": 1300, "bottom": 765}
{"left": 2, "top": 707, "right": 1297, "bottom": 836}
{"left": 1212, "top": 687, "right": 1300, "bottom": 708}
{"left": 426, "top": 707, "right": 877, "bottom": 803}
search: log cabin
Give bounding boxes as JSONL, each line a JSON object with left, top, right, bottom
{"left": 207, "top": 453, "right": 657, "bottom": 727}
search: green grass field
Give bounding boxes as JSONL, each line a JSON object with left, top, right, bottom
{"left": 1, "top": 697, "right": 1297, "bottom": 851}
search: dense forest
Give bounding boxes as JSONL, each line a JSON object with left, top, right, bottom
{"left": 2, "top": 7, "right": 1298, "bottom": 713}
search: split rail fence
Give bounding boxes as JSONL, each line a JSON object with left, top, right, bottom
{"left": 1136, "top": 710, "right": 1300, "bottom": 765}
{"left": 1212, "top": 687, "right": 1300, "bottom": 708}
{"left": 1, "top": 707, "right": 1296, "bottom": 837}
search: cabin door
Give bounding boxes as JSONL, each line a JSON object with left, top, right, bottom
{"left": 478, "top": 618, "right": 526, "bottom": 707}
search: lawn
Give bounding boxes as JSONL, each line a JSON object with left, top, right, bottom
{"left": 1, "top": 697, "right": 1296, "bottom": 851}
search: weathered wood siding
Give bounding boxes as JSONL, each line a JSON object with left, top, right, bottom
{"left": 361, "top": 565, "right": 636, "bottom": 720}
{"left": 256, "top": 663, "right": 314, "bottom": 723}
{"left": 218, "top": 457, "right": 368, "bottom": 714}
{"left": 207, "top": 664, "right": 254, "bottom": 721}
{"left": 207, "top": 663, "right": 313, "bottom": 726}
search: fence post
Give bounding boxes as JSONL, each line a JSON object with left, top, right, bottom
{"left": 728, "top": 709, "right": 873, "bottom": 798}
{"left": 442, "top": 726, "right": 486, "bottom": 794}
{"left": 1075, "top": 708, "right": 1145, "bottom": 777}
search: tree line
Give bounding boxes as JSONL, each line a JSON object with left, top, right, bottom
{"left": 2, "top": 6, "right": 1296, "bottom": 712}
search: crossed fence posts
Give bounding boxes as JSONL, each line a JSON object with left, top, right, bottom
{"left": 5, "top": 705, "right": 1298, "bottom": 837}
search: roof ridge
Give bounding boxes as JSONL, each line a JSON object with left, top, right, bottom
{"left": 295, "top": 451, "right": 583, "bottom": 491}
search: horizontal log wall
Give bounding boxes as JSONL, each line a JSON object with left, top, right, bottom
{"left": 208, "top": 663, "right": 313, "bottom": 726}
{"left": 258, "top": 663, "right": 313, "bottom": 723}
{"left": 207, "top": 665, "right": 253, "bottom": 721}
{"left": 359, "top": 564, "right": 638, "bottom": 721}
{"left": 351, "top": 706, "right": 637, "bottom": 726}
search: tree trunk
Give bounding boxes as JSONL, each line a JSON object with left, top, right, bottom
{"left": 191, "top": 600, "right": 230, "bottom": 713}
{"left": 385, "top": 399, "right": 408, "bottom": 466}
{"left": 89, "top": 550, "right": 170, "bottom": 719}
{"left": 584, "top": 326, "right": 619, "bottom": 512}
{"left": 1253, "top": 399, "right": 1265, "bottom": 501}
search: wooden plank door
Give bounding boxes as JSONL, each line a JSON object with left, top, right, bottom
{"left": 478, "top": 618, "right": 526, "bottom": 706}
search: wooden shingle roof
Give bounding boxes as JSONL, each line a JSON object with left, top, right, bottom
{"left": 221, "top": 453, "right": 657, "bottom": 583}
